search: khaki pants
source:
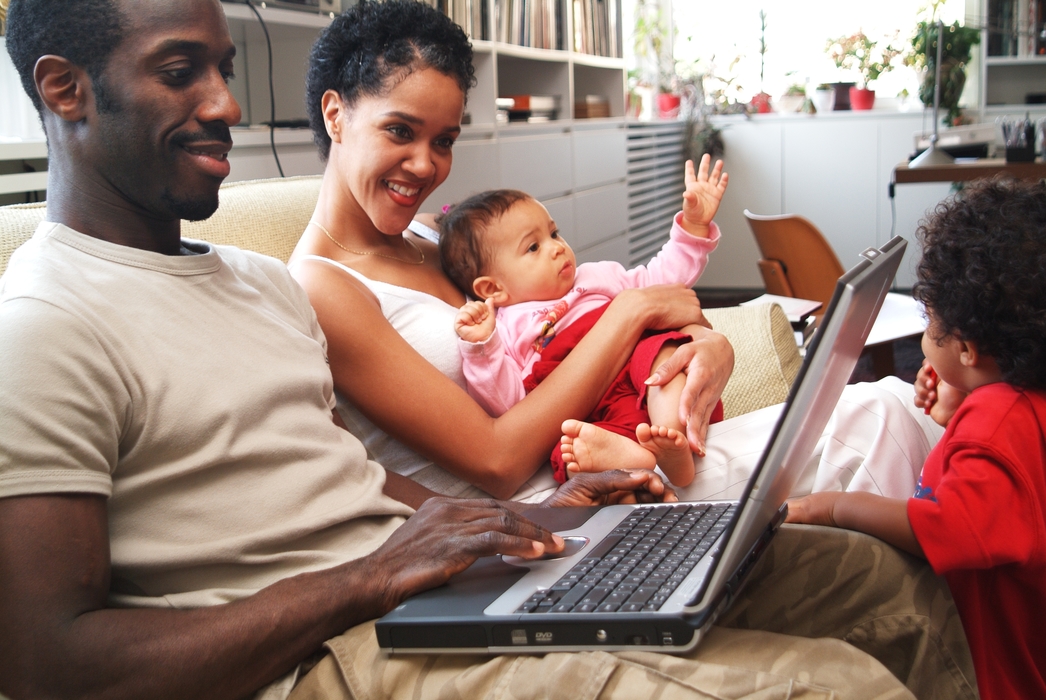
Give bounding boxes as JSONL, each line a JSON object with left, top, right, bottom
{"left": 290, "top": 526, "right": 977, "bottom": 700}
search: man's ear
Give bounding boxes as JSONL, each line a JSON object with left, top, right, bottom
{"left": 472, "top": 276, "right": 507, "bottom": 306}
{"left": 322, "top": 90, "right": 345, "bottom": 143}
{"left": 34, "top": 55, "right": 92, "bottom": 123}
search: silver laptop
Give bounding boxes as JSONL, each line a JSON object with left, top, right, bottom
{"left": 376, "top": 237, "right": 907, "bottom": 655}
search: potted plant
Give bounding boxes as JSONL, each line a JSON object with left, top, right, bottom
{"left": 776, "top": 82, "right": 806, "bottom": 113}
{"left": 811, "top": 82, "right": 834, "bottom": 113}
{"left": 826, "top": 31, "right": 900, "bottom": 111}
{"left": 908, "top": 16, "right": 980, "bottom": 125}
{"left": 749, "top": 10, "right": 773, "bottom": 114}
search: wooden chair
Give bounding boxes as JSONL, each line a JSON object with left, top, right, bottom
{"left": 743, "top": 209, "right": 925, "bottom": 379}
{"left": 743, "top": 209, "right": 845, "bottom": 318}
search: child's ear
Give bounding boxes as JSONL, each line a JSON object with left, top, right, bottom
{"left": 958, "top": 338, "right": 980, "bottom": 367}
{"left": 473, "top": 276, "right": 507, "bottom": 306}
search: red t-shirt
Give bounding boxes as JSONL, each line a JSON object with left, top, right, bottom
{"left": 908, "top": 382, "right": 1046, "bottom": 700}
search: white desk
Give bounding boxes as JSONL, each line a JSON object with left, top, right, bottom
{"left": 864, "top": 293, "right": 927, "bottom": 378}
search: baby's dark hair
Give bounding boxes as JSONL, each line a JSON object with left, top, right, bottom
{"left": 913, "top": 177, "right": 1046, "bottom": 390}
{"left": 438, "top": 189, "right": 532, "bottom": 296}
{"left": 306, "top": 0, "right": 475, "bottom": 161}
{"left": 5, "top": 0, "right": 125, "bottom": 115}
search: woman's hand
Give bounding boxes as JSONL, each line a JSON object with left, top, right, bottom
{"left": 540, "top": 470, "right": 678, "bottom": 507}
{"left": 646, "top": 325, "right": 734, "bottom": 455}
{"left": 614, "top": 284, "right": 710, "bottom": 332}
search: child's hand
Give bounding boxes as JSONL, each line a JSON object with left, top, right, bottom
{"left": 680, "top": 154, "right": 729, "bottom": 238}
{"left": 914, "top": 360, "right": 967, "bottom": 427}
{"left": 454, "top": 298, "right": 497, "bottom": 343}
{"left": 930, "top": 380, "right": 967, "bottom": 427}
{"left": 913, "top": 359, "right": 939, "bottom": 413}
{"left": 784, "top": 491, "right": 845, "bottom": 527}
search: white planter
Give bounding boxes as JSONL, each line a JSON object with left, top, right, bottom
{"left": 811, "top": 89, "right": 834, "bottom": 115}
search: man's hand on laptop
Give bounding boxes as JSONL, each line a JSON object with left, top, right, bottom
{"left": 541, "top": 470, "right": 678, "bottom": 508}
{"left": 366, "top": 497, "right": 566, "bottom": 609}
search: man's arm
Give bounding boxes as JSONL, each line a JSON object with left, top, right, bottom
{"left": 0, "top": 493, "right": 560, "bottom": 700}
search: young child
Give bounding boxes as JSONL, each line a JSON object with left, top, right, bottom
{"left": 438, "top": 155, "right": 728, "bottom": 487}
{"left": 786, "top": 178, "right": 1046, "bottom": 700}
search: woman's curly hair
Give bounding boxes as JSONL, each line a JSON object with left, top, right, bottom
{"left": 305, "top": 0, "right": 475, "bottom": 161}
{"left": 913, "top": 177, "right": 1046, "bottom": 390}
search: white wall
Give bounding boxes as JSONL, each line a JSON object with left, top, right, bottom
{"left": 697, "top": 110, "right": 954, "bottom": 290}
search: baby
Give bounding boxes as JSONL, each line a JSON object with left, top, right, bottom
{"left": 438, "top": 155, "right": 728, "bottom": 486}
{"left": 786, "top": 177, "right": 1046, "bottom": 700}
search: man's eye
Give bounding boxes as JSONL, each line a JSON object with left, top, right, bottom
{"left": 221, "top": 71, "right": 236, "bottom": 84}
{"left": 165, "top": 68, "right": 193, "bottom": 82}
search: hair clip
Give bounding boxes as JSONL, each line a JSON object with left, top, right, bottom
{"left": 441, "top": 204, "right": 452, "bottom": 213}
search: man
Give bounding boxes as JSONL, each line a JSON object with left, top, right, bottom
{"left": 0, "top": 1, "right": 973, "bottom": 698}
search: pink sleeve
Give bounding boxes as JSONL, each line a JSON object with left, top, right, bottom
{"left": 458, "top": 330, "right": 527, "bottom": 417}
{"left": 594, "top": 214, "right": 720, "bottom": 293}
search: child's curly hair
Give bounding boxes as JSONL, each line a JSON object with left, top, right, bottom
{"left": 913, "top": 177, "right": 1046, "bottom": 390}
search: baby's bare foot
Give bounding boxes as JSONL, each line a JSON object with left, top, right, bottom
{"left": 560, "top": 419, "right": 656, "bottom": 476}
{"left": 637, "top": 423, "right": 695, "bottom": 487}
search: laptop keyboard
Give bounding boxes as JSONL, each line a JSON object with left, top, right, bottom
{"left": 516, "top": 503, "right": 736, "bottom": 614}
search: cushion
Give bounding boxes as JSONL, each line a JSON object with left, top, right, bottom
{"left": 705, "top": 303, "right": 802, "bottom": 419}
{"left": 0, "top": 175, "right": 322, "bottom": 276}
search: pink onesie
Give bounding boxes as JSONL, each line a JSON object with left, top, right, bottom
{"left": 459, "top": 212, "right": 719, "bottom": 417}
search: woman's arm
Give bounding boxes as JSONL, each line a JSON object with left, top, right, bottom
{"left": 295, "top": 260, "right": 710, "bottom": 499}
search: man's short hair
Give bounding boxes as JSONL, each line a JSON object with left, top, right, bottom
{"left": 437, "top": 189, "right": 532, "bottom": 297}
{"left": 6, "top": 0, "right": 125, "bottom": 114}
{"left": 305, "top": 0, "right": 475, "bottom": 161}
{"left": 913, "top": 177, "right": 1046, "bottom": 390}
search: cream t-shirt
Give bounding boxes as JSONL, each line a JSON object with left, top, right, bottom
{"left": 0, "top": 223, "right": 414, "bottom": 609}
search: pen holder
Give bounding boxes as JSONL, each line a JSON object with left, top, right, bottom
{"left": 1003, "top": 121, "right": 1036, "bottom": 162}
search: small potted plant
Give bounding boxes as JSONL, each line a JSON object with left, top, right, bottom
{"left": 826, "top": 31, "right": 900, "bottom": 111}
{"left": 776, "top": 82, "right": 806, "bottom": 113}
{"left": 811, "top": 82, "right": 834, "bottom": 113}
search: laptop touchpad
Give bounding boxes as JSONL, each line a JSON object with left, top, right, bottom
{"left": 503, "top": 536, "right": 589, "bottom": 565}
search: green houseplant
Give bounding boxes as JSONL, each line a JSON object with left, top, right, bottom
{"left": 908, "top": 18, "right": 980, "bottom": 125}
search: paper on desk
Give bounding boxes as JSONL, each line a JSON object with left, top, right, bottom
{"left": 740, "top": 294, "right": 822, "bottom": 323}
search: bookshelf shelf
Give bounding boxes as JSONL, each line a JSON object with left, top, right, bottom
{"left": 978, "top": 0, "right": 1046, "bottom": 112}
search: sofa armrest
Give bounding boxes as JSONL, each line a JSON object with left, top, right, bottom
{"left": 704, "top": 303, "right": 802, "bottom": 419}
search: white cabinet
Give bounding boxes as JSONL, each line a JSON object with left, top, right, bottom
{"left": 676, "top": 113, "right": 956, "bottom": 291}
{"left": 977, "top": 0, "right": 1046, "bottom": 118}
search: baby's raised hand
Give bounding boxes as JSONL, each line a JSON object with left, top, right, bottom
{"left": 454, "top": 297, "right": 498, "bottom": 343}
{"left": 680, "top": 154, "right": 729, "bottom": 237}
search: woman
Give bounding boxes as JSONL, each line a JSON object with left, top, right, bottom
{"left": 287, "top": 0, "right": 732, "bottom": 500}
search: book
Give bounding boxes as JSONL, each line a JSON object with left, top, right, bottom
{"left": 739, "top": 293, "right": 822, "bottom": 324}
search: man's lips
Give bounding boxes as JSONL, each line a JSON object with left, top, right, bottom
{"left": 180, "top": 142, "right": 232, "bottom": 179}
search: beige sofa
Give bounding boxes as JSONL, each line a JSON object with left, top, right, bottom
{"left": 0, "top": 175, "right": 801, "bottom": 418}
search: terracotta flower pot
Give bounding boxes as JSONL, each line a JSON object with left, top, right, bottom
{"left": 657, "top": 93, "right": 681, "bottom": 119}
{"left": 849, "top": 87, "right": 875, "bottom": 111}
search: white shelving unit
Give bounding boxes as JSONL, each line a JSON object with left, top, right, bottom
{"left": 1, "top": 0, "right": 630, "bottom": 262}
{"left": 979, "top": 0, "right": 1046, "bottom": 116}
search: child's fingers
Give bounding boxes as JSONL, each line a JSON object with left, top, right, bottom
{"left": 684, "top": 159, "right": 696, "bottom": 189}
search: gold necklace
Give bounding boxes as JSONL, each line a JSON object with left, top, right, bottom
{"left": 309, "top": 220, "right": 425, "bottom": 265}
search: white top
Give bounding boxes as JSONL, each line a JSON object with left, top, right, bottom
{"left": 289, "top": 255, "right": 491, "bottom": 499}
{"left": 0, "top": 224, "right": 413, "bottom": 609}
